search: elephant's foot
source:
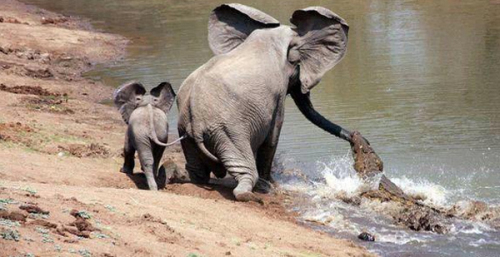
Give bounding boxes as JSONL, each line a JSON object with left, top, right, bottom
{"left": 144, "top": 170, "right": 158, "bottom": 191}
{"left": 188, "top": 171, "right": 210, "bottom": 185}
{"left": 233, "top": 178, "right": 263, "bottom": 204}
{"left": 254, "top": 178, "right": 274, "bottom": 194}
{"left": 234, "top": 191, "right": 263, "bottom": 204}
{"left": 120, "top": 165, "right": 133, "bottom": 174}
{"left": 147, "top": 181, "right": 158, "bottom": 191}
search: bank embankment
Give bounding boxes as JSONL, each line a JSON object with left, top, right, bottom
{"left": 0, "top": 1, "right": 373, "bottom": 256}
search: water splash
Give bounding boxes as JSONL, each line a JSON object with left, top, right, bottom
{"left": 275, "top": 153, "right": 500, "bottom": 256}
{"left": 313, "top": 153, "right": 365, "bottom": 198}
{"left": 390, "top": 177, "right": 449, "bottom": 206}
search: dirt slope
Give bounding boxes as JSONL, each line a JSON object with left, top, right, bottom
{"left": 0, "top": 1, "right": 373, "bottom": 256}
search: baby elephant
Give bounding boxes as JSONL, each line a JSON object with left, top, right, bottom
{"left": 113, "top": 81, "right": 176, "bottom": 190}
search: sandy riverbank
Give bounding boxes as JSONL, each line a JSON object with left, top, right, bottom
{"left": 0, "top": 1, "right": 373, "bottom": 256}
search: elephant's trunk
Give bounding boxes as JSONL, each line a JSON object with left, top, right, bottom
{"left": 290, "top": 88, "right": 352, "bottom": 143}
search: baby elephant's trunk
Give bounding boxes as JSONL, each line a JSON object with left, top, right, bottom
{"left": 147, "top": 104, "right": 185, "bottom": 147}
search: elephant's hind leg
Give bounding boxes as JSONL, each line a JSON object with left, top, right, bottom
{"left": 181, "top": 137, "right": 210, "bottom": 184}
{"left": 218, "top": 137, "right": 262, "bottom": 203}
{"left": 153, "top": 145, "right": 166, "bottom": 189}
{"left": 137, "top": 143, "right": 158, "bottom": 191}
{"left": 121, "top": 132, "right": 135, "bottom": 174}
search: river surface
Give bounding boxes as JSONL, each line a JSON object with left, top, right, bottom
{"left": 22, "top": 0, "right": 500, "bottom": 256}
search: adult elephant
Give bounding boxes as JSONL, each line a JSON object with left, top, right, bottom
{"left": 177, "top": 4, "right": 352, "bottom": 202}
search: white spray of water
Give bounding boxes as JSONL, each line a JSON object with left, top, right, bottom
{"left": 390, "top": 177, "right": 449, "bottom": 206}
{"left": 376, "top": 232, "right": 429, "bottom": 245}
{"left": 276, "top": 153, "right": 500, "bottom": 247}
{"left": 293, "top": 153, "right": 452, "bottom": 210}
{"left": 316, "top": 153, "right": 454, "bottom": 208}
{"left": 316, "top": 154, "right": 365, "bottom": 198}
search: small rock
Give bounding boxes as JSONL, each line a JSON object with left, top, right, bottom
{"left": 29, "top": 219, "right": 57, "bottom": 229}
{"left": 0, "top": 210, "right": 27, "bottom": 222}
{"left": 358, "top": 232, "right": 375, "bottom": 241}
{"left": 19, "top": 204, "right": 49, "bottom": 215}
{"left": 42, "top": 17, "right": 68, "bottom": 25}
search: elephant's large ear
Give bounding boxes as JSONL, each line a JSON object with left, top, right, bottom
{"left": 208, "top": 3, "right": 280, "bottom": 55}
{"left": 290, "top": 7, "right": 349, "bottom": 93}
{"left": 150, "top": 82, "right": 176, "bottom": 113}
{"left": 113, "top": 81, "right": 146, "bottom": 124}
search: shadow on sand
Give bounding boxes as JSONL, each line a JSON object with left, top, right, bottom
{"left": 125, "top": 167, "right": 238, "bottom": 201}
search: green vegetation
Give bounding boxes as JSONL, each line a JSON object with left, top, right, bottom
{"left": 1, "top": 229, "right": 21, "bottom": 241}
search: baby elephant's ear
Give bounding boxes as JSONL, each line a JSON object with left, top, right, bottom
{"left": 113, "top": 81, "right": 146, "bottom": 124}
{"left": 150, "top": 82, "right": 176, "bottom": 113}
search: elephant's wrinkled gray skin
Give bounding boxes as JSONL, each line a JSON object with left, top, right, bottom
{"left": 177, "top": 4, "right": 352, "bottom": 202}
{"left": 114, "top": 81, "right": 176, "bottom": 191}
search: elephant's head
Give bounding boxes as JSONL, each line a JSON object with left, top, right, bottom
{"left": 113, "top": 81, "right": 176, "bottom": 124}
{"left": 208, "top": 4, "right": 352, "bottom": 142}
{"left": 208, "top": 4, "right": 348, "bottom": 93}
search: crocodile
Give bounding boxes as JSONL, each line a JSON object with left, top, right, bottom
{"left": 349, "top": 131, "right": 448, "bottom": 233}
{"left": 350, "top": 131, "right": 408, "bottom": 201}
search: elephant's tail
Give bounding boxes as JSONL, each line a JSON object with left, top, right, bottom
{"left": 148, "top": 104, "right": 185, "bottom": 147}
{"left": 187, "top": 91, "right": 220, "bottom": 163}
{"left": 196, "top": 141, "right": 220, "bottom": 163}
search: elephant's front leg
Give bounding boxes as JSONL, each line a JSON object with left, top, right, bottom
{"left": 255, "top": 143, "right": 278, "bottom": 193}
{"left": 137, "top": 144, "right": 158, "bottom": 191}
{"left": 255, "top": 107, "right": 284, "bottom": 193}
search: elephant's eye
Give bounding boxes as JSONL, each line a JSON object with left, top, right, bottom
{"left": 136, "top": 97, "right": 141, "bottom": 101}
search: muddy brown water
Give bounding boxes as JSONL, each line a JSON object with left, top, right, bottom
{"left": 21, "top": 0, "right": 500, "bottom": 256}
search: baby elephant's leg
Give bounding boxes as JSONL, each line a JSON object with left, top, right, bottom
{"left": 137, "top": 144, "right": 158, "bottom": 191}
{"left": 153, "top": 145, "right": 166, "bottom": 189}
{"left": 121, "top": 131, "right": 135, "bottom": 174}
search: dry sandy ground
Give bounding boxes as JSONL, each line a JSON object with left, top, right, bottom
{"left": 0, "top": 1, "right": 373, "bottom": 256}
